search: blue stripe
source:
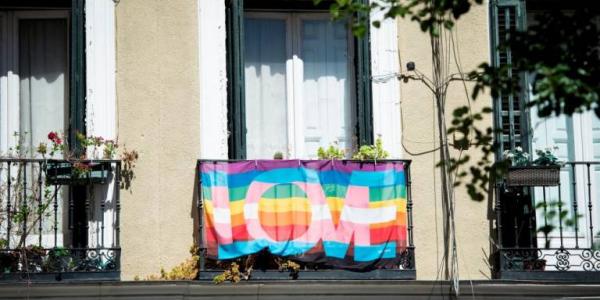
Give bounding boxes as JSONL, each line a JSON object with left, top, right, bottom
{"left": 202, "top": 168, "right": 405, "bottom": 188}
{"left": 218, "top": 240, "right": 399, "bottom": 261}
{"left": 217, "top": 240, "right": 316, "bottom": 259}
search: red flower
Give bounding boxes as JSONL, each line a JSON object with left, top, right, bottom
{"left": 48, "top": 132, "right": 57, "bottom": 141}
{"left": 47, "top": 131, "right": 62, "bottom": 145}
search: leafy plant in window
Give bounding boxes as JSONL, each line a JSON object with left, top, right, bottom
{"left": 352, "top": 137, "right": 389, "bottom": 160}
{"left": 317, "top": 142, "right": 345, "bottom": 159}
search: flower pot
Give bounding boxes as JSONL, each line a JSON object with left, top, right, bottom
{"left": 506, "top": 166, "right": 560, "bottom": 187}
{"left": 524, "top": 258, "right": 546, "bottom": 271}
{"left": 46, "top": 161, "right": 111, "bottom": 185}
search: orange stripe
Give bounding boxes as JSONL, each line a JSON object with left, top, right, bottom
{"left": 258, "top": 210, "right": 312, "bottom": 226}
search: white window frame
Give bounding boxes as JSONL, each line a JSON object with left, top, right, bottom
{"left": 244, "top": 12, "right": 355, "bottom": 158}
{"left": 197, "top": 0, "right": 403, "bottom": 159}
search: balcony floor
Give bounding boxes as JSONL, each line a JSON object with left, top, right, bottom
{"left": 2, "top": 280, "right": 600, "bottom": 299}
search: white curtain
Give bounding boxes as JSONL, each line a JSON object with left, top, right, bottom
{"left": 301, "top": 19, "right": 351, "bottom": 158}
{"left": 19, "top": 18, "right": 68, "bottom": 157}
{"left": 244, "top": 17, "right": 289, "bottom": 159}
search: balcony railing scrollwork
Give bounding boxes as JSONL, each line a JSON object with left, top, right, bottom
{"left": 0, "top": 158, "right": 121, "bottom": 281}
{"left": 497, "top": 161, "right": 600, "bottom": 280}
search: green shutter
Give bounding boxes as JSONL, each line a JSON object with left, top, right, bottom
{"left": 355, "top": 0, "right": 374, "bottom": 147}
{"left": 490, "top": 0, "right": 528, "bottom": 156}
{"left": 70, "top": 0, "right": 86, "bottom": 154}
{"left": 226, "top": 0, "right": 247, "bottom": 159}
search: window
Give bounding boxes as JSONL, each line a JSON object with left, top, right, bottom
{"left": 0, "top": 11, "right": 69, "bottom": 156}
{"left": 0, "top": 0, "right": 85, "bottom": 155}
{"left": 226, "top": 0, "right": 373, "bottom": 159}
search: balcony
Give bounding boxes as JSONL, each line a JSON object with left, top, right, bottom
{"left": 0, "top": 158, "right": 121, "bottom": 281}
{"left": 195, "top": 159, "right": 415, "bottom": 280}
{"left": 496, "top": 161, "right": 600, "bottom": 281}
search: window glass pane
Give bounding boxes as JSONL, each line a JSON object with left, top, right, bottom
{"left": 19, "top": 18, "right": 68, "bottom": 157}
{"left": 244, "top": 17, "right": 288, "bottom": 159}
{"left": 301, "top": 19, "right": 352, "bottom": 158}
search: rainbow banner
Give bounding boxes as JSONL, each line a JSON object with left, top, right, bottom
{"left": 200, "top": 160, "right": 408, "bottom": 270}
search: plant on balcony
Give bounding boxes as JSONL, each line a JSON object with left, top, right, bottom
{"left": 316, "top": 137, "right": 389, "bottom": 160}
{"left": 352, "top": 137, "right": 389, "bottom": 160}
{"left": 42, "top": 247, "right": 71, "bottom": 272}
{"left": 503, "top": 147, "right": 562, "bottom": 187}
{"left": 42, "top": 132, "right": 119, "bottom": 185}
{"left": 137, "top": 246, "right": 200, "bottom": 280}
{"left": 317, "top": 142, "right": 345, "bottom": 159}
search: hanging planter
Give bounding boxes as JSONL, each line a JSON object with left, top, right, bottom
{"left": 503, "top": 147, "right": 562, "bottom": 187}
{"left": 46, "top": 160, "right": 111, "bottom": 185}
{"left": 506, "top": 165, "right": 560, "bottom": 187}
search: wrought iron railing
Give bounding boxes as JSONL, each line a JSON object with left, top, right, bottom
{"left": 0, "top": 158, "right": 121, "bottom": 281}
{"left": 497, "top": 161, "right": 600, "bottom": 280}
{"left": 196, "top": 159, "right": 415, "bottom": 280}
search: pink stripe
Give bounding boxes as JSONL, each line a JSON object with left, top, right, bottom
{"left": 298, "top": 182, "right": 328, "bottom": 205}
{"left": 343, "top": 186, "right": 370, "bottom": 208}
{"left": 210, "top": 187, "right": 231, "bottom": 208}
{"left": 212, "top": 223, "right": 233, "bottom": 244}
{"left": 245, "top": 182, "right": 275, "bottom": 204}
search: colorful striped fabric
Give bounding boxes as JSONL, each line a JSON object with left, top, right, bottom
{"left": 200, "top": 160, "right": 408, "bottom": 270}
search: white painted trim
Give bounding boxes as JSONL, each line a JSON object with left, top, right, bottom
{"left": 196, "top": 1, "right": 402, "bottom": 159}
{"left": 85, "top": 0, "right": 117, "bottom": 248}
{"left": 85, "top": 0, "right": 116, "bottom": 142}
{"left": 369, "top": 8, "right": 402, "bottom": 158}
{"left": 198, "top": 0, "right": 229, "bottom": 159}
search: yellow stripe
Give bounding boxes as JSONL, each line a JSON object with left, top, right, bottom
{"left": 369, "top": 198, "right": 407, "bottom": 211}
{"left": 206, "top": 197, "right": 407, "bottom": 215}
{"left": 326, "top": 197, "right": 344, "bottom": 212}
{"left": 258, "top": 197, "right": 311, "bottom": 213}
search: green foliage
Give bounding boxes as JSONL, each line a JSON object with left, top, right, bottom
{"left": 213, "top": 262, "right": 242, "bottom": 284}
{"left": 445, "top": 105, "right": 503, "bottom": 201}
{"left": 145, "top": 246, "right": 200, "bottom": 280}
{"left": 352, "top": 137, "right": 389, "bottom": 160}
{"left": 502, "top": 147, "right": 530, "bottom": 167}
{"left": 472, "top": 10, "right": 600, "bottom": 119}
{"left": 315, "top": 0, "right": 483, "bottom": 37}
{"left": 536, "top": 200, "right": 582, "bottom": 248}
{"left": 317, "top": 143, "right": 345, "bottom": 159}
{"left": 277, "top": 259, "right": 300, "bottom": 279}
{"left": 532, "top": 147, "right": 562, "bottom": 167}
{"left": 273, "top": 151, "right": 284, "bottom": 160}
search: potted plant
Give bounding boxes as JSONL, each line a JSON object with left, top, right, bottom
{"left": 503, "top": 147, "right": 562, "bottom": 186}
{"left": 42, "top": 132, "right": 116, "bottom": 185}
{"left": 43, "top": 247, "right": 72, "bottom": 272}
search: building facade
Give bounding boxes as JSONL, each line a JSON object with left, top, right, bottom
{"left": 0, "top": 0, "right": 598, "bottom": 286}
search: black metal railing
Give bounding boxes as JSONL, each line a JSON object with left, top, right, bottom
{"left": 497, "top": 161, "right": 600, "bottom": 280}
{"left": 0, "top": 158, "right": 121, "bottom": 281}
{"left": 195, "top": 159, "right": 415, "bottom": 280}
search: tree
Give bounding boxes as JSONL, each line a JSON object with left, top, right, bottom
{"left": 316, "top": 0, "right": 599, "bottom": 294}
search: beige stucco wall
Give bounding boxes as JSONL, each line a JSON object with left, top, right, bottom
{"left": 113, "top": 0, "right": 492, "bottom": 280}
{"left": 398, "top": 3, "right": 493, "bottom": 279}
{"left": 116, "top": 0, "right": 200, "bottom": 279}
